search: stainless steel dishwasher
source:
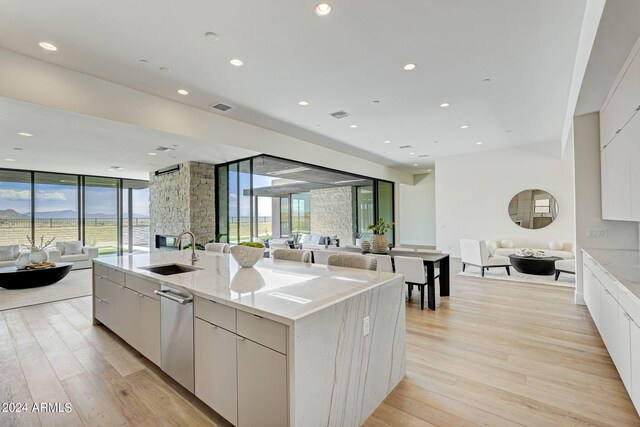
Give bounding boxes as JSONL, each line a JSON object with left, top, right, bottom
{"left": 154, "top": 285, "right": 195, "bottom": 393}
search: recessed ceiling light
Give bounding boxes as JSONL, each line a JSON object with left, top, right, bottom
{"left": 440, "top": 102, "right": 450, "bottom": 108}
{"left": 39, "top": 42, "right": 57, "bottom": 51}
{"left": 476, "top": 141, "right": 483, "bottom": 145}
{"left": 230, "top": 58, "right": 244, "bottom": 67}
{"left": 298, "top": 101, "right": 309, "bottom": 106}
{"left": 460, "top": 125, "right": 469, "bottom": 129}
{"left": 204, "top": 31, "right": 219, "bottom": 40}
{"left": 409, "top": 152, "right": 415, "bottom": 155}
{"left": 5, "top": 158, "right": 16, "bottom": 162}
{"left": 403, "top": 63, "right": 416, "bottom": 71}
{"left": 17, "top": 132, "right": 33, "bottom": 137}
{"left": 384, "top": 140, "right": 391, "bottom": 144}
{"left": 315, "top": 3, "right": 332, "bottom": 16}
{"left": 349, "top": 124, "right": 358, "bottom": 128}
{"left": 177, "top": 89, "right": 189, "bottom": 95}
{"left": 148, "top": 152, "right": 157, "bottom": 156}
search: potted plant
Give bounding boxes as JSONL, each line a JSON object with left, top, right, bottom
{"left": 367, "top": 219, "right": 393, "bottom": 254}
{"left": 23, "top": 235, "right": 56, "bottom": 264}
{"left": 230, "top": 242, "right": 266, "bottom": 268}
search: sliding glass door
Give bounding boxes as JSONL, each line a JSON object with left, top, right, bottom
{"left": 0, "top": 170, "right": 31, "bottom": 246}
{"left": 34, "top": 173, "right": 80, "bottom": 244}
{"left": 121, "top": 180, "right": 150, "bottom": 254}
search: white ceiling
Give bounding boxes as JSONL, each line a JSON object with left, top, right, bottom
{"left": 0, "top": 97, "right": 256, "bottom": 180}
{"left": 0, "top": 0, "right": 588, "bottom": 172}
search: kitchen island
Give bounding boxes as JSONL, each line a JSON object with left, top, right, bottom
{"left": 92, "top": 250, "right": 406, "bottom": 427}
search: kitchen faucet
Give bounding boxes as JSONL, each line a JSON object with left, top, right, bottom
{"left": 177, "top": 231, "right": 198, "bottom": 264}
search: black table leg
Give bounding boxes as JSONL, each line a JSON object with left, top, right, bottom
{"left": 427, "top": 284, "right": 435, "bottom": 310}
{"left": 420, "top": 286, "right": 425, "bottom": 310}
{"left": 439, "top": 256, "right": 450, "bottom": 297}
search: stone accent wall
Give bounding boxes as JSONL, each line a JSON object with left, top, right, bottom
{"left": 149, "top": 161, "right": 215, "bottom": 250}
{"left": 310, "top": 187, "right": 356, "bottom": 245}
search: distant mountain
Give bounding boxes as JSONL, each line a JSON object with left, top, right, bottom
{"left": 18, "top": 210, "right": 149, "bottom": 219}
{"left": 0, "top": 209, "right": 29, "bottom": 219}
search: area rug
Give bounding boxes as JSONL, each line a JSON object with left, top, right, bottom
{"left": 457, "top": 267, "right": 575, "bottom": 288}
{"left": 0, "top": 269, "right": 92, "bottom": 311}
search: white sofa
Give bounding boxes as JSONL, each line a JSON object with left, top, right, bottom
{"left": 299, "top": 233, "right": 340, "bottom": 251}
{"left": 47, "top": 241, "right": 99, "bottom": 270}
{"left": 487, "top": 238, "right": 575, "bottom": 260}
{"left": 0, "top": 244, "right": 23, "bottom": 268}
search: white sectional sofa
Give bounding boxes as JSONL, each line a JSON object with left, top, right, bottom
{"left": 47, "top": 240, "right": 99, "bottom": 270}
{"left": 299, "top": 233, "right": 340, "bottom": 251}
{"left": 487, "top": 238, "right": 575, "bottom": 259}
{"left": 0, "top": 244, "right": 23, "bottom": 268}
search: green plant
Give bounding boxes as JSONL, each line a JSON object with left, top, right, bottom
{"left": 181, "top": 242, "right": 205, "bottom": 251}
{"left": 238, "top": 242, "right": 265, "bottom": 248}
{"left": 367, "top": 218, "right": 394, "bottom": 235}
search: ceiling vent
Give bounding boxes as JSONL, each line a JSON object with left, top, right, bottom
{"left": 155, "top": 146, "right": 175, "bottom": 153}
{"left": 210, "top": 102, "right": 233, "bottom": 112}
{"left": 418, "top": 154, "right": 430, "bottom": 158}
{"left": 398, "top": 145, "right": 412, "bottom": 149}
{"left": 329, "top": 110, "right": 350, "bottom": 119}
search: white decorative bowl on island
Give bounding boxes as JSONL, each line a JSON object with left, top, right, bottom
{"left": 230, "top": 245, "right": 265, "bottom": 268}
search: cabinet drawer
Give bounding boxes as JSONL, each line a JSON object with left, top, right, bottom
{"left": 126, "top": 274, "right": 160, "bottom": 300}
{"left": 94, "top": 296, "right": 109, "bottom": 325}
{"left": 108, "top": 268, "right": 125, "bottom": 285}
{"left": 94, "top": 276, "right": 112, "bottom": 301}
{"left": 94, "top": 263, "right": 109, "bottom": 278}
{"left": 617, "top": 283, "right": 640, "bottom": 325}
{"left": 237, "top": 310, "right": 287, "bottom": 354}
{"left": 195, "top": 296, "right": 236, "bottom": 332}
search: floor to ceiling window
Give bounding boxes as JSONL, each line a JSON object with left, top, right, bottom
{"left": 0, "top": 170, "right": 32, "bottom": 246}
{"left": 216, "top": 155, "right": 393, "bottom": 246}
{"left": 121, "top": 179, "right": 150, "bottom": 254}
{"left": 84, "top": 176, "right": 119, "bottom": 256}
{"left": 34, "top": 173, "right": 80, "bottom": 244}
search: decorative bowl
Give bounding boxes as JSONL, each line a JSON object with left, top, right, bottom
{"left": 515, "top": 248, "right": 534, "bottom": 257}
{"left": 534, "top": 250, "right": 546, "bottom": 258}
{"left": 230, "top": 245, "right": 265, "bottom": 268}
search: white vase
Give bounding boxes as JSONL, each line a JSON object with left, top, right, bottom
{"left": 15, "top": 252, "right": 31, "bottom": 270}
{"left": 29, "top": 250, "right": 48, "bottom": 264}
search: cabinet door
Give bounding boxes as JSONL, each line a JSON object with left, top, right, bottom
{"left": 631, "top": 319, "right": 640, "bottom": 412}
{"left": 626, "top": 114, "right": 640, "bottom": 220}
{"left": 601, "top": 50, "right": 640, "bottom": 146}
{"left": 94, "top": 297, "right": 109, "bottom": 326}
{"left": 195, "top": 318, "right": 238, "bottom": 426}
{"left": 607, "top": 138, "right": 632, "bottom": 220}
{"left": 600, "top": 285, "right": 619, "bottom": 364}
{"left": 111, "top": 285, "right": 140, "bottom": 346}
{"left": 583, "top": 265, "right": 601, "bottom": 328}
{"left": 138, "top": 294, "right": 160, "bottom": 366}
{"left": 237, "top": 338, "right": 287, "bottom": 427}
{"left": 618, "top": 308, "right": 632, "bottom": 392}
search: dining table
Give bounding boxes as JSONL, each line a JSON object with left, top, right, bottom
{"left": 335, "top": 247, "right": 450, "bottom": 309}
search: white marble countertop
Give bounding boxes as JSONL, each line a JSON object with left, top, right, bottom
{"left": 94, "top": 250, "right": 402, "bottom": 324}
{"left": 582, "top": 248, "right": 640, "bottom": 301}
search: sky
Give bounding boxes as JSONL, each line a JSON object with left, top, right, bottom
{"left": 0, "top": 182, "right": 150, "bottom": 216}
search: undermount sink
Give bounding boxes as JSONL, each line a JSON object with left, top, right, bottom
{"left": 139, "top": 264, "right": 202, "bottom": 275}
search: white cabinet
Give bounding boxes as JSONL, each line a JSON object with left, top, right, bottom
{"left": 626, "top": 115, "right": 640, "bottom": 220}
{"left": 601, "top": 49, "right": 640, "bottom": 147}
{"left": 617, "top": 307, "right": 632, "bottom": 391}
{"left": 631, "top": 320, "right": 640, "bottom": 410}
{"left": 600, "top": 284, "right": 619, "bottom": 360}
{"left": 601, "top": 146, "right": 614, "bottom": 220}
{"left": 195, "top": 318, "right": 238, "bottom": 426}
{"left": 237, "top": 337, "right": 288, "bottom": 427}
{"left": 138, "top": 294, "right": 160, "bottom": 365}
{"left": 583, "top": 265, "right": 601, "bottom": 328}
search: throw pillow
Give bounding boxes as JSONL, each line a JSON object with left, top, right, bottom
{"left": 0, "top": 245, "right": 13, "bottom": 261}
{"left": 56, "top": 241, "right": 66, "bottom": 255}
{"left": 549, "top": 240, "right": 564, "bottom": 251}
{"left": 501, "top": 239, "right": 514, "bottom": 248}
{"left": 64, "top": 241, "right": 83, "bottom": 255}
{"left": 309, "top": 235, "right": 322, "bottom": 245}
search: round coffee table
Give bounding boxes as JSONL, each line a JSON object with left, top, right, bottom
{"left": 508, "top": 255, "right": 562, "bottom": 276}
{"left": 0, "top": 262, "right": 73, "bottom": 289}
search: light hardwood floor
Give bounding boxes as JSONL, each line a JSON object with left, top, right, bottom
{"left": 1, "top": 260, "right": 638, "bottom": 426}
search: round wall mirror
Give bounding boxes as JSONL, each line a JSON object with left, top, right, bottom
{"left": 508, "top": 189, "right": 559, "bottom": 229}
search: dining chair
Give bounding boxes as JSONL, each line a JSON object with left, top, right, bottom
{"left": 365, "top": 253, "right": 394, "bottom": 272}
{"left": 204, "top": 242, "right": 231, "bottom": 254}
{"left": 312, "top": 250, "right": 339, "bottom": 265}
{"left": 327, "top": 254, "right": 377, "bottom": 271}
{"left": 272, "top": 249, "right": 312, "bottom": 263}
{"left": 394, "top": 255, "right": 439, "bottom": 310}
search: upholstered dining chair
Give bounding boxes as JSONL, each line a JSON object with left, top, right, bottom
{"left": 394, "top": 255, "right": 439, "bottom": 310}
{"left": 272, "top": 249, "right": 312, "bottom": 263}
{"left": 327, "top": 254, "right": 377, "bottom": 271}
{"left": 312, "top": 250, "right": 339, "bottom": 265}
{"left": 365, "top": 253, "right": 394, "bottom": 272}
{"left": 204, "top": 242, "right": 231, "bottom": 254}
{"left": 459, "top": 239, "right": 511, "bottom": 277}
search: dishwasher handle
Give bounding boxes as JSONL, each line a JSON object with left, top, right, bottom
{"left": 154, "top": 289, "right": 193, "bottom": 305}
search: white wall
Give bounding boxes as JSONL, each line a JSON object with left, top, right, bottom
{"left": 573, "top": 112, "right": 639, "bottom": 303}
{"left": 399, "top": 173, "right": 436, "bottom": 246}
{"left": 435, "top": 141, "right": 575, "bottom": 258}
